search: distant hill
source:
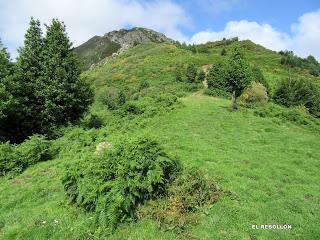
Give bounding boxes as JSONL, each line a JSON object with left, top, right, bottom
{"left": 74, "top": 27, "right": 174, "bottom": 70}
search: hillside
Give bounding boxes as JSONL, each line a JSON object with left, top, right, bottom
{"left": 74, "top": 27, "right": 174, "bottom": 70}
{"left": 1, "top": 38, "right": 320, "bottom": 239}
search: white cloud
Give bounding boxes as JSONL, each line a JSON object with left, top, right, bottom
{"left": 190, "top": 9, "right": 320, "bottom": 60}
{"left": 0, "top": 0, "right": 189, "bottom": 58}
{"left": 291, "top": 9, "right": 320, "bottom": 59}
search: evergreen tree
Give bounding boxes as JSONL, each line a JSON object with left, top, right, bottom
{"left": 0, "top": 41, "right": 13, "bottom": 121}
{"left": 186, "top": 63, "right": 197, "bottom": 83}
{"left": 0, "top": 18, "right": 45, "bottom": 142}
{"left": 0, "top": 39, "right": 12, "bottom": 79}
{"left": 40, "top": 19, "right": 93, "bottom": 129}
{"left": 226, "top": 47, "right": 253, "bottom": 96}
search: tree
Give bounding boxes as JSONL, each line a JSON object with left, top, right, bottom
{"left": 0, "top": 18, "right": 45, "bottom": 142}
{"left": 40, "top": 19, "right": 93, "bottom": 128}
{"left": 252, "top": 67, "right": 270, "bottom": 93}
{"left": 225, "top": 47, "right": 253, "bottom": 96}
{"left": 186, "top": 63, "right": 197, "bottom": 83}
{"left": 0, "top": 39, "right": 12, "bottom": 79}
{"left": 207, "top": 61, "right": 229, "bottom": 91}
{"left": 197, "top": 69, "right": 206, "bottom": 83}
{"left": 0, "top": 18, "right": 93, "bottom": 142}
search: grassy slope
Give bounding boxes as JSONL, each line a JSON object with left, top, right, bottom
{"left": 1, "top": 42, "right": 320, "bottom": 239}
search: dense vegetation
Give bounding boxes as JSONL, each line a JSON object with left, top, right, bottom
{"left": 0, "top": 18, "right": 93, "bottom": 143}
{"left": 0, "top": 23, "right": 319, "bottom": 240}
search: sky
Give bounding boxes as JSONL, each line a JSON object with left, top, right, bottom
{"left": 0, "top": 0, "right": 320, "bottom": 60}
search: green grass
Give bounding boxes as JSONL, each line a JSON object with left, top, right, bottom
{"left": 1, "top": 94, "right": 319, "bottom": 239}
{"left": 1, "top": 41, "right": 320, "bottom": 239}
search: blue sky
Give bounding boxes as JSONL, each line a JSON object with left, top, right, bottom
{"left": 0, "top": 0, "right": 320, "bottom": 59}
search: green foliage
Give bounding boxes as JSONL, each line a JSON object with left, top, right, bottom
{"left": 226, "top": 47, "right": 253, "bottom": 96}
{"left": 239, "top": 81, "right": 268, "bottom": 106}
{"left": 273, "top": 78, "right": 320, "bottom": 117}
{"left": 0, "top": 39, "right": 12, "bottom": 79}
{"left": 252, "top": 67, "right": 270, "bottom": 93}
{"left": 175, "top": 68, "right": 183, "bottom": 82}
{"left": 204, "top": 88, "right": 231, "bottom": 99}
{"left": 0, "top": 18, "right": 93, "bottom": 142}
{"left": 186, "top": 63, "right": 197, "bottom": 83}
{"left": 197, "top": 69, "right": 206, "bottom": 83}
{"left": 280, "top": 51, "right": 320, "bottom": 77}
{"left": 138, "top": 79, "right": 150, "bottom": 91}
{"left": 98, "top": 87, "right": 126, "bottom": 110}
{"left": 221, "top": 48, "right": 227, "bottom": 56}
{"left": 84, "top": 114, "right": 104, "bottom": 129}
{"left": 207, "top": 61, "right": 229, "bottom": 91}
{"left": 0, "top": 135, "right": 52, "bottom": 176}
{"left": 254, "top": 103, "right": 320, "bottom": 128}
{"left": 62, "top": 136, "right": 181, "bottom": 231}
{"left": 137, "top": 168, "right": 219, "bottom": 232}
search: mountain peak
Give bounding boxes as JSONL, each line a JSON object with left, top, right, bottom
{"left": 74, "top": 27, "right": 173, "bottom": 70}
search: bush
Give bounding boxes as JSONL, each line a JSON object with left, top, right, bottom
{"left": 253, "top": 103, "right": 320, "bottom": 128}
{"left": 273, "top": 78, "right": 320, "bottom": 117}
{"left": 197, "top": 69, "right": 206, "bottom": 83}
{"left": 62, "top": 136, "right": 181, "bottom": 231}
{"left": 84, "top": 114, "right": 104, "bottom": 129}
{"left": 204, "top": 88, "right": 231, "bottom": 99}
{"left": 137, "top": 168, "right": 219, "bottom": 232}
{"left": 0, "top": 135, "right": 52, "bottom": 176}
{"left": 251, "top": 67, "right": 270, "bottom": 93}
{"left": 155, "top": 93, "right": 178, "bottom": 108}
{"left": 239, "top": 81, "right": 268, "bottom": 106}
{"left": 97, "top": 87, "right": 126, "bottom": 110}
{"left": 207, "top": 61, "right": 229, "bottom": 91}
{"left": 0, "top": 142, "right": 20, "bottom": 176}
{"left": 186, "top": 64, "right": 197, "bottom": 83}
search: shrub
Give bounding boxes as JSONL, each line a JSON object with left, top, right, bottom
{"left": 197, "top": 69, "right": 206, "bottom": 83}
{"left": 62, "top": 136, "right": 181, "bottom": 231}
{"left": 207, "top": 61, "right": 229, "bottom": 91}
{"left": 84, "top": 114, "right": 104, "bottom": 129}
{"left": 273, "top": 78, "right": 320, "bottom": 117}
{"left": 204, "top": 88, "right": 231, "bottom": 99}
{"left": 0, "top": 135, "right": 52, "bottom": 176}
{"left": 0, "top": 142, "right": 21, "bottom": 176}
{"left": 239, "top": 81, "right": 268, "bottom": 106}
{"left": 221, "top": 48, "right": 227, "bottom": 56}
{"left": 155, "top": 93, "right": 178, "bottom": 108}
{"left": 137, "top": 168, "right": 219, "bottom": 232}
{"left": 186, "top": 64, "right": 197, "bottom": 83}
{"left": 138, "top": 79, "right": 150, "bottom": 91}
{"left": 97, "top": 87, "right": 126, "bottom": 110}
{"left": 251, "top": 67, "right": 270, "bottom": 93}
{"left": 17, "top": 135, "right": 52, "bottom": 166}
{"left": 253, "top": 103, "right": 320, "bottom": 128}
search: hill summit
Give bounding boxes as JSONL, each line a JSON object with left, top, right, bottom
{"left": 74, "top": 27, "right": 174, "bottom": 70}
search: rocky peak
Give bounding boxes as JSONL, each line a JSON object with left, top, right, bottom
{"left": 104, "top": 27, "right": 174, "bottom": 49}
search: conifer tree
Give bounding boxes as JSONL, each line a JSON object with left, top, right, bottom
{"left": 2, "top": 18, "right": 45, "bottom": 141}
{"left": 40, "top": 19, "right": 93, "bottom": 128}
{"left": 0, "top": 39, "right": 11, "bottom": 79}
{"left": 0, "top": 40, "right": 13, "bottom": 121}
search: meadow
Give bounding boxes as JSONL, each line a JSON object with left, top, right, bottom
{"left": 1, "top": 41, "right": 320, "bottom": 239}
